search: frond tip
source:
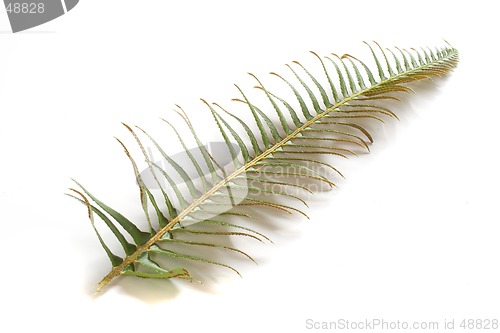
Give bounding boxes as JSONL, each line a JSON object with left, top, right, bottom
{"left": 69, "top": 42, "right": 459, "bottom": 293}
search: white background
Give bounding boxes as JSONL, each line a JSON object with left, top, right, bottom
{"left": 1, "top": 1, "right": 498, "bottom": 332}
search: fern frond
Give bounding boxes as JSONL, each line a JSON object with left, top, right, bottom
{"left": 68, "top": 42, "right": 459, "bottom": 292}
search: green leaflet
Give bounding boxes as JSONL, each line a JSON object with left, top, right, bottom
{"left": 121, "top": 253, "right": 191, "bottom": 280}
{"left": 72, "top": 180, "right": 151, "bottom": 246}
{"left": 68, "top": 42, "right": 459, "bottom": 292}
